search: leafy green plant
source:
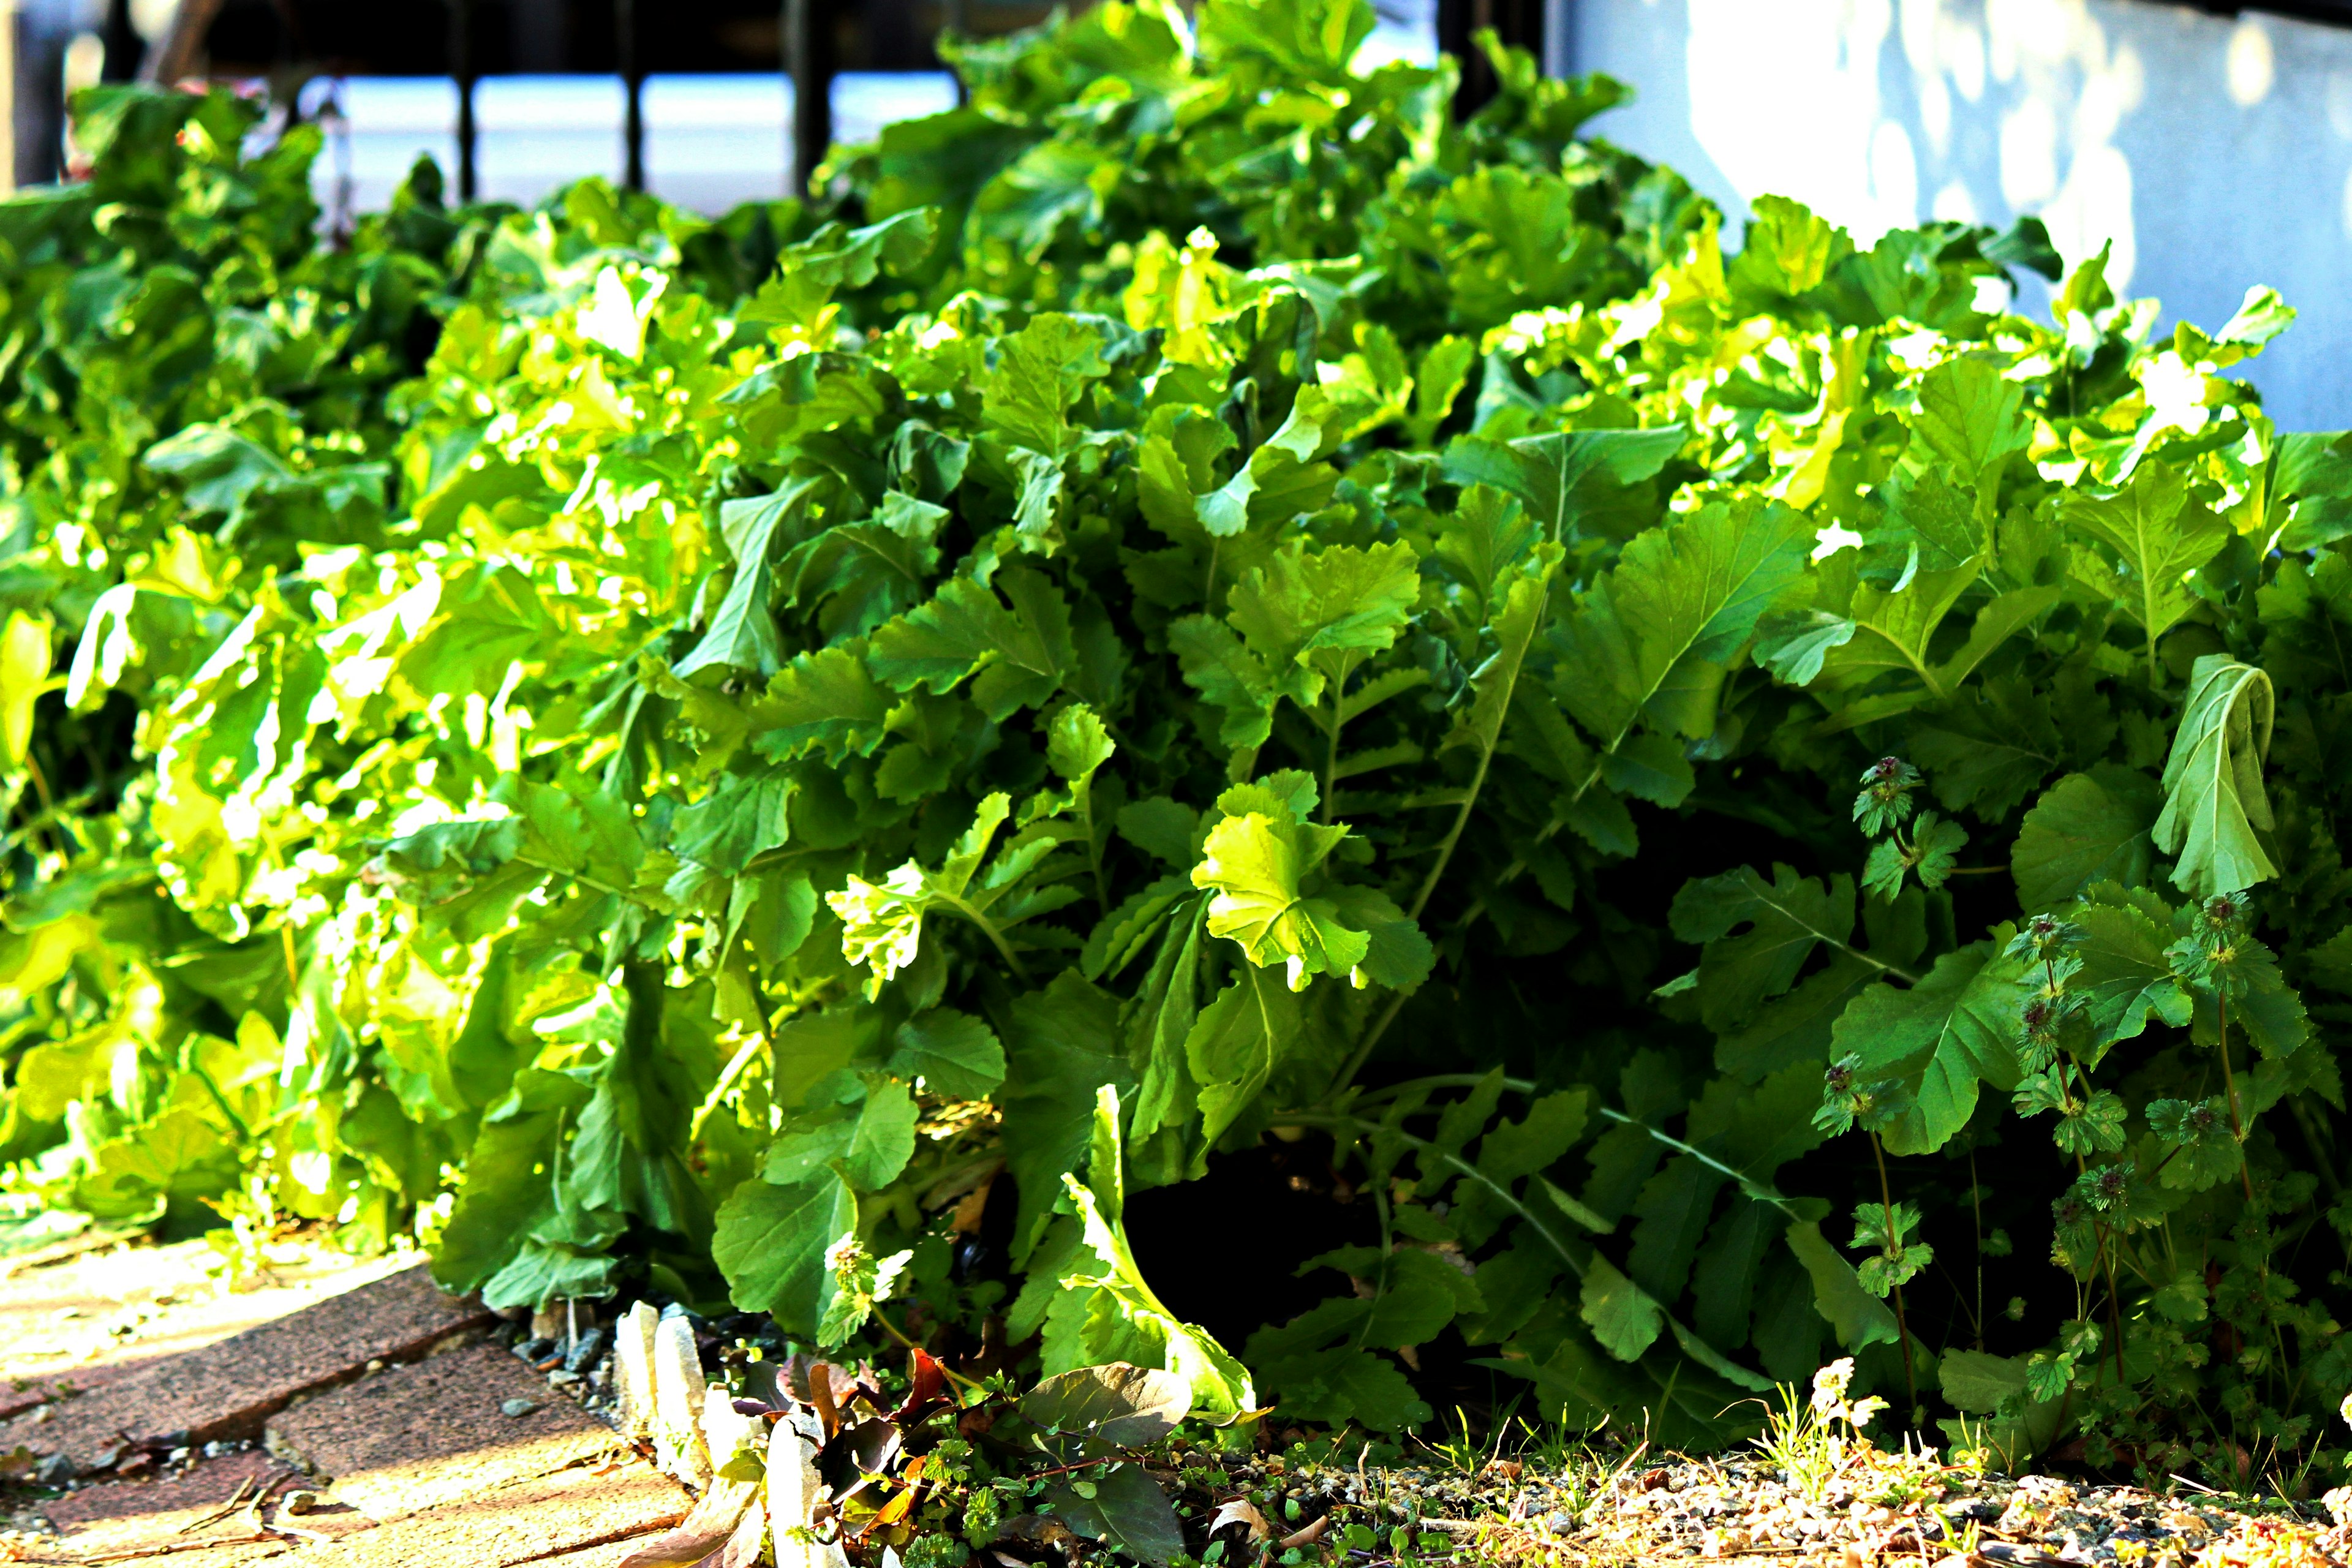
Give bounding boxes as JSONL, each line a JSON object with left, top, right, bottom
{"left": 11, "top": 0, "right": 2352, "bottom": 1502}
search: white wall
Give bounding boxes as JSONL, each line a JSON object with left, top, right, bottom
{"left": 1559, "top": 0, "right": 2352, "bottom": 431}
{"left": 309, "top": 74, "right": 959, "bottom": 220}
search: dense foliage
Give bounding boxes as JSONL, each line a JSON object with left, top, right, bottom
{"left": 11, "top": 0, "right": 2352, "bottom": 1500}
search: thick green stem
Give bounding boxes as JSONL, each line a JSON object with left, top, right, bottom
{"left": 1871, "top": 1132, "right": 1918, "bottom": 1419}
{"left": 2217, "top": 986, "right": 2256, "bottom": 1205}
{"left": 940, "top": 895, "right": 1031, "bottom": 984}
{"left": 1322, "top": 686, "right": 1344, "bottom": 827}
{"left": 1408, "top": 744, "right": 1494, "bottom": 925}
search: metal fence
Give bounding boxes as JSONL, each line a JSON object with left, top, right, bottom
{"left": 6, "top": 0, "right": 1521, "bottom": 200}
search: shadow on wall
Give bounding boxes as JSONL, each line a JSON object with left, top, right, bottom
{"left": 1572, "top": 0, "right": 2352, "bottom": 430}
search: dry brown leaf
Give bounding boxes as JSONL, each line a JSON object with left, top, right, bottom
{"left": 1278, "top": 1515, "right": 1330, "bottom": 1551}
{"left": 1208, "top": 1499, "right": 1272, "bottom": 1542}
{"left": 616, "top": 1477, "right": 761, "bottom": 1568}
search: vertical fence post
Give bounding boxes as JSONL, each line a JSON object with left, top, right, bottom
{"left": 1438, "top": 0, "right": 1542, "bottom": 116}
{"left": 451, "top": 0, "right": 477, "bottom": 201}
{"left": 98, "top": 0, "right": 135, "bottom": 82}
{"left": 617, "top": 0, "right": 643, "bottom": 190}
{"left": 783, "top": 0, "right": 831, "bottom": 199}
{"left": 0, "top": 0, "right": 14, "bottom": 198}
{"left": 1544, "top": 0, "right": 1574, "bottom": 78}
{"left": 942, "top": 0, "right": 967, "bottom": 106}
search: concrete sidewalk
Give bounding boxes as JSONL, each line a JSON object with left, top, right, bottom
{"left": 0, "top": 1241, "right": 690, "bottom": 1567}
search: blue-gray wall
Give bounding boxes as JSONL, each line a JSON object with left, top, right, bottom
{"left": 1555, "top": 0, "right": 2352, "bottom": 431}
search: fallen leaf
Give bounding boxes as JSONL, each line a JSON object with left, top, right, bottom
{"left": 616, "top": 1477, "right": 761, "bottom": 1568}
{"left": 1208, "top": 1499, "right": 1272, "bottom": 1541}
{"left": 1278, "top": 1515, "right": 1330, "bottom": 1550}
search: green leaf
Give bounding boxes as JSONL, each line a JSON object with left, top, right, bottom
{"left": 671, "top": 771, "right": 794, "bottom": 875}
{"left": 1728, "top": 195, "right": 1855, "bottom": 304}
{"left": 1579, "top": 1254, "right": 1665, "bottom": 1361}
{"left": 712, "top": 1167, "right": 858, "bottom": 1336}
{"left": 1245, "top": 1336, "right": 1430, "bottom": 1432}
{"left": 2061, "top": 463, "right": 2228, "bottom": 660}
{"left": 1000, "top": 972, "right": 1136, "bottom": 1261}
{"left": 1910, "top": 354, "right": 2032, "bottom": 486}
{"left": 1936, "top": 1349, "right": 2068, "bottom": 1471}
{"left": 1442, "top": 426, "right": 1687, "bottom": 542}
{"left": 1830, "top": 942, "right": 2031, "bottom": 1156}
{"left": 1784, "top": 1218, "right": 1900, "bottom": 1351}
{"left": 1670, "top": 865, "right": 1864, "bottom": 1034}
{"left": 868, "top": 568, "right": 1074, "bottom": 720}
{"left": 1548, "top": 497, "right": 1812, "bottom": 750}
{"left": 1046, "top": 1087, "right": 1256, "bottom": 1414}
{"left": 676, "top": 483, "right": 821, "bottom": 679}
{"left": 368, "top": 818, "right": 525, "bottom": 905}
{"left": 2152, "top": 655, "right": 2277, "bottom": 899}
{"left": 1627, "top": 1155, "right": 1725, "bottom": 1305}
{"left": 888, "top": 1009, "right": 1006, "bottom": 1099}
{"left": 432, "top": 1069, "right": 595, "bottom": 1296}
{"left": 1476, "top": 1089, "right": 1589, "bottom": 1183}
{"left": 1224, "top": 538, "right": 1420, "bottom": 704}
{"left": 1019, "top": 1362, "right": 1193, "bottom": 1445}
{"left": 981, "top": 312, "right": 1113, "bottom": 454}
{"left": 1184, "top": 965, "right": 1303, "bottom": 1147}
{"left": 0, "top": 612, "right": 50, "bottom": 766}
{"left": 1191, "top": 803, "right": 1366, "bottom": 985}
{"left": 1044, "top": 1466, "right": 1184, "bottom": 1568}
{"left": 778, "top": 496, "right": 944, "bottom": 640}
{"left": 751, "top": 644, "right": 894, "bottom": 764}
{"left": 2146, "top": 1097, "right": 2244, "bottom": 1190}
{"left": 2012, "top": 767, "right": 2160, "bottom": 913}
{"left": 2068, "top": 883, "right": 2190, "bottom": 1046}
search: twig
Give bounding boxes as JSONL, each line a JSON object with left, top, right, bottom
{"left": 83, "top": 1535, "right": 276, "bottom": 1562}
{"left": 494, "top": 1512, "right": 688, "bottom": 1566}
{"left": 175, "top": 1476, "right": 256, "bottom": 1534}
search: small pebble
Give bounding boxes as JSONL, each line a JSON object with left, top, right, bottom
{"left": 282, "top": 1491, "right": 322, "bottom": 1517}
{"left": 565, "top": 1326, "right": 607, "bottom": 1373}
{"left": 548, "top": 1370, "right": 582, "bottom": 1387}
{"left": 501, "top": 1398, "right": 539, "bottom": 1417}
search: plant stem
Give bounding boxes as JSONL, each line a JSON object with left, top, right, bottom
{"left": 18, "top": 750, "right": 64, "bottom": 858}
{"left": 940, "top": 895, "right": 1031, "bottom": 984}
{"left": 1323, "top": 989, "right": 1408, "bottom": 1104}
{"left": 1871, "top": 1132, "right": 1918, "bottom": 1417}
{"left": 1322, "top": 678, "right": 1344, "bottom": 826}
{"left": 1286, "top": 1109, "right": 1770, "bottom": 1390}
{"left": 2217, "top": 986, "right": 2256, "bottom": 1205}
{"left": 1082, "top": 788, "right": 1110, "bottom": 913}
{"left": 1408, "top": 744, "right": 1491, "bottom": 925}
{"left": 1969, "top": 1145, "right": 1985, "bottom": 1352}
{"left": 869, "top": 1305, "right": 987, "bottom": 1395}
{"left": 2095, "top": 1213, "right": 2126, "bottom": 1385}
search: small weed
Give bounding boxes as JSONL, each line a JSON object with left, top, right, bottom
{"left": 1751, "top": 1359, "right": 1888, "bottom": 1505}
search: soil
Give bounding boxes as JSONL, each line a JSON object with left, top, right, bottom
{"left": 2, "top": 1233, "right": 2345, "bottom": 1568}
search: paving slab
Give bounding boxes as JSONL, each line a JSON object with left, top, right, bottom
{"left": 32, "top": 1448, "right": 304, "bottom": 1562}
{"left": 287, "top": 1462, "right": 690, "bottom": 1568}
{"left": 0, "top": 1260, "right": 493, "bottom": 1471}
{"left": 0, "top": 1243, "right": 418, "bottom": 1419}
{"left": 265, "top": 1343, "right": 617, "bottom": 1521}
